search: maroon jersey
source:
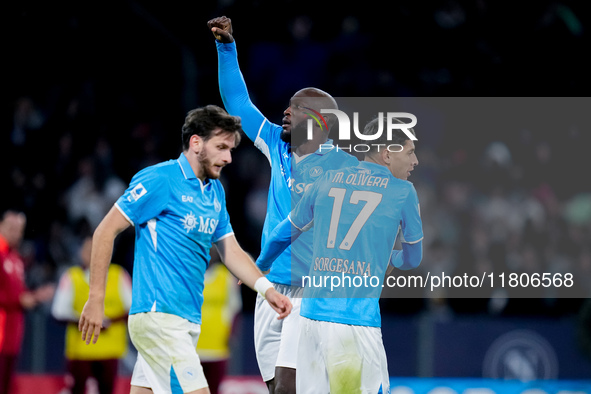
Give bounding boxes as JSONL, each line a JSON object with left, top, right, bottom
{"left": 0, "top": 234, "right": 26, "bottom": 355}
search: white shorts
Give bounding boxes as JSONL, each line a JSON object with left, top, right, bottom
{"left": 297, "top": 317, "right": 390, "bottom": 394}
{"left": 128, "top": 312, "right": 208, "bottom": 394}
{"left": 253, "top": 283, "right": 302, "bottom": 382}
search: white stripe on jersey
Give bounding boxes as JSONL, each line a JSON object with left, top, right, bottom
{"left": 254, "top": 119, "right": 272, "bottom": 165}
{"left": 147, "top": 218, "right": 157, "bottom": 251}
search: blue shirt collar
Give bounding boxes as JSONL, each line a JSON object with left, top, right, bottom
{"left": 358, "top": 160, "right": 391, "bottom": 176}
{"left": 177, "top": 153, "right": 196, "bottom": 180}
{"left": 177, "top": 153, "right": 212, "bottom": 191}
{"left": 315, "top": 139, "right": 335, "bottom": 156}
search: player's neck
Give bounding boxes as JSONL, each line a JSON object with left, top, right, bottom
{"left": 295, "top": 133, "right": 329, "bottom": 155}
{"left": 364, "top": 155, "right": 384, "bottom": 167}
{"left": 184, "top": 151, "right": 208, "bottom": 182}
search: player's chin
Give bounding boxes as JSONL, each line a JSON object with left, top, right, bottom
{"left": 398, "top": 172, "right": 410, "bottom": 181}
{"left": 208, "top": 166, "right": 225, "bottom": 179}
{"left": 280, "top": 128, "right": 291, "bottom": 143}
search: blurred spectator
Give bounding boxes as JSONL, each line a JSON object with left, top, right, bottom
{"left": 0, "top": 210, "right": 54, "bottom": 394}
{"left": 64, "top": 156, "right": 126, "bottom": 230}
{"left": 577, "top": 298, "right": 591, "bottom": 362}
{"left": 11, "top": 97, "right": 45, "bottom": 149}
{"left": 51, "top": 236, "right": 132, "bottom": 394}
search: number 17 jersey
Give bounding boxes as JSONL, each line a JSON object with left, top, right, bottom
{"left": 290, "top": 161, "right": 423, "bottom": 327}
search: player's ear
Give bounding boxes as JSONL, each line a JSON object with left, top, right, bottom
{"left": 381, "top": 147, "right": 391, "bottom": 165}
{"left": 189, "top": 134, "right": 203, "bottom": 153}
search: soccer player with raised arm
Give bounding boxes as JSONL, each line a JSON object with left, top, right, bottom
{"left": 207, "top": 16, "right": 358, "bottom": 394}
{"left": 257, "top": 117, "right": 423, "bottom": 393}
{"left": 78, "top": 105, "right": 291, "bottom": 394}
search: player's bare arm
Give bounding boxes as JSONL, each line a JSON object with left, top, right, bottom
{"left": 79, "top": 206, "right": 130, "bottom": 344}
{"left": 215, "top": 235, "right": 292, "bottom": 319}
{"left": 207, "top": 16, "right": 234, "bottom": 43}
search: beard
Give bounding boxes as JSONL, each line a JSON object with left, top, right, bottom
{"left": 197, "top": 149, "right": 223, "bottom": 180}
{"left": 280, "top": 128, "right": 291, "bottom": 144}
{"left": 281, "top": 120, "right": 309, "bottom": 147}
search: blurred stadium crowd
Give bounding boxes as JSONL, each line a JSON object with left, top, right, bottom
{"left": 3, "top": 0, "right": 590, "bottom": 341}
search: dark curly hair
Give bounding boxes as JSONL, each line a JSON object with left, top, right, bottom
{"left": 181, "top": 105, "right": 242, "bottom": 150}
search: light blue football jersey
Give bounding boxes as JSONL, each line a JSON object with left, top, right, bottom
{"left": 218, "top": 41, "right": 359, "bottom": 286}
{"left": 290, "top": 161, "right": 423, "bottom": 327}
{"left": 287, "top": 143, "right": 358, "bottom": 286}
{"left": 115, "top": 153, "right": 234, "bottom": 325}
{"left": 217, "top": 41, "right": 293, "bottom": 286}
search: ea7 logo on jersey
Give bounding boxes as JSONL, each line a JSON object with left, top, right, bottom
{"left": 181, "top": 212, "right": 218, "bottom": 234}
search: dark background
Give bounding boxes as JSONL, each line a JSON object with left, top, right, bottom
{"left": 3, "top": 0, "right": 591, "bottom": 379}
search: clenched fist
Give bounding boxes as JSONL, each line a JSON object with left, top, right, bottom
{"left": 207, "top": 16, "right": 234, "bottom": 43}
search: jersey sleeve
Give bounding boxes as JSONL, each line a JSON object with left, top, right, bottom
{"left": 256, "top": 216, "right": 301, "bottom": 272}
{"left": 400, "top": 184, "right": 424, "bottom": 244}
{"left": 216, "top": 41, "right": 283, "bottom": 164}
{"left": 51, "top": 271, "right": 77, "bottom": 321}
{"left": 115, "top": 167, "right": 169, "bottom": 226}
{"left": 212, "top": 185, "right": 234, "bottom": 243}
{"left": 389, "top": 240, "right": 423, "bottom": 270}
{"left": 0, "top": 254, "right": 25, "bottom": 311}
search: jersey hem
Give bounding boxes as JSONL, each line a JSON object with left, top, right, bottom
{"left": 115, "top": 203, "right": 134, "bottom": 226}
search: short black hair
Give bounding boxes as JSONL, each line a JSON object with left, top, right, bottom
{"left": 361, "top": 115, "right": 416, "bottom": 156}
{"left": 181, "top": 105, "right": 242, "bottom": 150}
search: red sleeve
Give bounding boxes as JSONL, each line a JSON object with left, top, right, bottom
{"left": 0, "top": 252, "right": 26, "bottom": 311}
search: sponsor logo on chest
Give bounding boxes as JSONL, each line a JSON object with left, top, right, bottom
{"left": 181, "top": 212, "right": 219, "bottom": 234}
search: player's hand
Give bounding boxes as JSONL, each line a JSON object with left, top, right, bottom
{"left": 207, "top": 16, "right": 234, "bottom": 43}
{"left": 265, "top": 288, "right": 292, "bottom": 320}
{"left": 78, "top": 299, "right": 104, "bottom": 345}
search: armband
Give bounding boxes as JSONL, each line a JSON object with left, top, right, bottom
{"left": 254, "top": 277, "right": 274, "bottom": 299}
